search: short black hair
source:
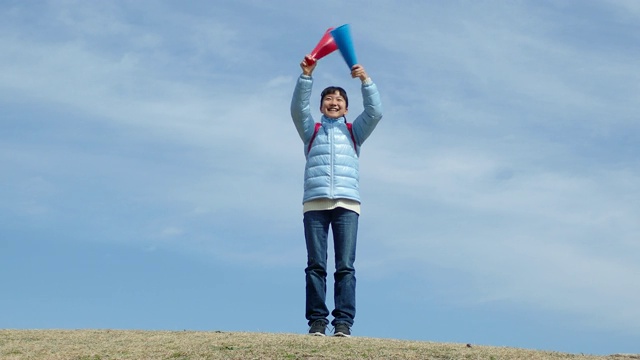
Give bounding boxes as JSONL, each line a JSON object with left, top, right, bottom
{"left": 320, "top": 86, "right": 349, "bottom": 109}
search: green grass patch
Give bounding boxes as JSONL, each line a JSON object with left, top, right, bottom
{"left": 0, "top": 329, "right": 633, "bottom": 360}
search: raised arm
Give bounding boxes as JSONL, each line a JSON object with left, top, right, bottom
{"left": 350, "top": 64, "right": 383, "bottom": 145}
{"left": 291, "top": 57, "right": 318, "bottom": 143}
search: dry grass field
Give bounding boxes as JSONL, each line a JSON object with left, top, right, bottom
{"left": 1, "top": 329, "right": 637, "bottom": 360}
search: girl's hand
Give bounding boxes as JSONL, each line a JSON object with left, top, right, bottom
{"left": 350, "top": 64, "right": 369, "bottom": 82}
{"left": 300, "top": 56, "right": 317, "bottom": 76}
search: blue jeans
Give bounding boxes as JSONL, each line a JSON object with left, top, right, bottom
{"left": 303, "top": 207, "right": 358, "bottom": 327}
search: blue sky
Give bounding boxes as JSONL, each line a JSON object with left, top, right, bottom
{"left": 1, "top": 0, "right": 639, "bottom": 355}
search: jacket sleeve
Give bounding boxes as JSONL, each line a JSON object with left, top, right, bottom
{"left": 290, "top": 75, "right": 316, "bottom": 143}
{"left": 351, "top": 81, "right": 383, "bottom": 145}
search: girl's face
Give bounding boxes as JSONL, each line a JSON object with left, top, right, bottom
{"left": 321, "top": 91, "right": 349, "bottom": 119}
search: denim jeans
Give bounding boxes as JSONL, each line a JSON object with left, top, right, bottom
{"left": 303, "top": 207, "right": 358, "bottom": 327}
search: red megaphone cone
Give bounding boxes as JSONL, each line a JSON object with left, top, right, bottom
{"left": 305, "top": 28, "right": 338, "bottom": 65}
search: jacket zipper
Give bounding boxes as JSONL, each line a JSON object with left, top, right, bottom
{"left": 329, "top": 123, "right": 335, "bottom": 198}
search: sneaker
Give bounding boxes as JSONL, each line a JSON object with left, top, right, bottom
{"left": 333, "top": 323, "right": 351, "bottom": 337}
{"left": 308, "top": 320, "right": 327, "bottom": 336}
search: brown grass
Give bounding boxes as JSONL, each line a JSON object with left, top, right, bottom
{"left": 0, "top": 329, "right": 637, "bottom": 360}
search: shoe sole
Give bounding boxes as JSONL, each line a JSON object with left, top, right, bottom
{"left": 309, "top": 332, "right": 326, "bottom": 336}
{"left": 334, "top": 332, "right": 351, "bottom": 337}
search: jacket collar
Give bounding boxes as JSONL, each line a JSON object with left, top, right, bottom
{"left": 321, "top": 115, "right": 346, "bottom": 124}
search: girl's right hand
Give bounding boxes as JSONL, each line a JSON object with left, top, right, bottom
{"left": 300, "top": 56, "right": 317, "bottom": 76}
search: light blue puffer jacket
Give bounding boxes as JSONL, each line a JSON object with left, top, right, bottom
{"left": 291, "top": 74, "right": 383, "bottom": 204}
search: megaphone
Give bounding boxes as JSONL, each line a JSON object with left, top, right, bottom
{"left": 305, "top": 28, "right": 338, "bottom": 65}
{"left": 330, "top": 24, "right": 358, "bottom": 69}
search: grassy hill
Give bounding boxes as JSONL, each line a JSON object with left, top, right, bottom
{"left": 1, "top": 329, "right": 636, "bottom": 359}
